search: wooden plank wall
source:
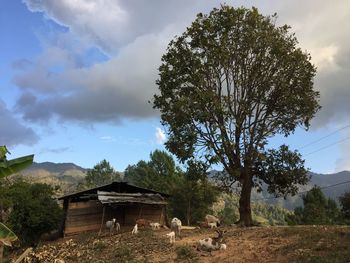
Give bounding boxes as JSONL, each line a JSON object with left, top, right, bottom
{"left": 124, "top": 204, "right": 165, "bottom": 226}
{"left": 64, "top": 201, "right": 166, "bottom": 235}
{"left": 64, "top": 200, "right": 103, "bottom": 235}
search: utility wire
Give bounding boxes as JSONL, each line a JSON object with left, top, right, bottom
{"left": 298, "top": 123, "right": 350, "bottom": 150}
{"left": 252, "top": 180, "right": 350, "bottom": 202}
{"left": 303, "top": 135, "right": 350, "bottom": 157}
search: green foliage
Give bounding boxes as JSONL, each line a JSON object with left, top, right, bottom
{"left": 256, "top": 145, "right": 310, "bottom": 197}
{"left": 84, "top": 159, "right": 120, "bottom": 188}
{"left": 0, "top": 145, "right": 34, "bottom": 258}
{"left": 0, "top": 223, "right": 17, "bottom": 246}
{"left": 287, "top": 187, "right": 342, "bottom": 225}
{"left": 153, "top": 5, "right": 320, "bottom": 225}
{"left": 124, "top": 150, "right": 180, "bottom": 193}
{"left": 124, "top": 151, "right": 219, "bottom": 224}
{"left": 0, "top": 180, "right": 63, "bottom": 246}
{"left": 124, "top": 151, "right": 179, "bottom": 194}
{"left": 0, "top": 146, "right": 34, "bottom": 181}
{"left": 171, "top": 161, "right": 220, "bottom": 225}
{"left": 217, "top": 193, "right": 290, "bottom": 225}
{"left": 339, "top": 192, "right": 350, "bottom": 223}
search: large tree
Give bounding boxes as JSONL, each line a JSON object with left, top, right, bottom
{"left": 153, "top": 6, "right": 320, "bottom": 226}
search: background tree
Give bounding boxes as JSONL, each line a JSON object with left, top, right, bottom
{"left": 153, "top": 5, "right": 320, "bottom": 226}
{"left": 287, "top": 187, "right": 342, "bottom": 225}
{"left": 0, "top": 180, "right": 63, "bottom": 246}
{"left": 84, "top": 159, "right": 120, "bottom": 188}
{"left": 124, "top": 151, "right": 219, "bottom": 224}
{"left": 339, "top": 192, "right": 350, "bottom": 223}
{"left": 124, "top": 150, "right": 181, "bottom": 193}
{"left": 171, "top": 160, "right": 219, "bottom": 225}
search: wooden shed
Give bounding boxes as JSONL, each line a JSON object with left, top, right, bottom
{"left": 58, "top": 182, "right": 169, "bottom": 236}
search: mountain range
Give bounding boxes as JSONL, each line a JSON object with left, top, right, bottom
{"left": 17, "top": 162, "right": 350, "bottom": 209}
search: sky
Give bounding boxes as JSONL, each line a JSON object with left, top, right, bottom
{"left": 1, "top": 0, "right": 350, "bottom": 173}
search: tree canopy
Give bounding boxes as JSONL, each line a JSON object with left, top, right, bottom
{"left": 287, "top": 187, "right": 342, "bottom": 225}
{"left": 84, "top": 159, "right": 120, "bottom": 188}
{"left": 153, "top": 5, "right": 320, "bottom": 226}
{"left": 124, "top": 151, "right": 219, "bottom": 224}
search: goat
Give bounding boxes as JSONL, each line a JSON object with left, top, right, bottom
{"left": 106, "top": 218, "right": 116, "bottom": 236}
{"left": 131, "top": 224, "right": 138, "bottom": 235}
{"left": 208, "top": 222, "right": 217, "bottom": 229}
{"left": 115, "top": 222, "right": 121, "bottom": 233}
{"left": 197, "top": 229, "right": 226, "bottom": 252}
{"left": 136, "top": 218, "right": 150, "bottom": 228}
{"left": 170, "top": 217, "right": 182, "bottom": 239}
{"left": 150, "top": 222, "right": 161, "bottom": 230}
{"left": 220, "top": 244, "right": 227, "bottom": 250}
{"left": 165, "top": 231, "right": 176, "bottom": 244}
{"left": 205, "top": 214, "right": 220, "bottom": 227}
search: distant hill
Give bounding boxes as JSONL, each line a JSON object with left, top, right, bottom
{"left": 14, "top": 162, "right": 87, "bottom": 195}
{"left": 209, "top": 170, "right": 350, "bottom": 210}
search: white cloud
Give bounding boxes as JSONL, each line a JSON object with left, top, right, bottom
{"left": 155, "top": 127, "right": 166, "bottom": 144}
{"left": 15, "top": 0, "right": 350, "bottom": 134}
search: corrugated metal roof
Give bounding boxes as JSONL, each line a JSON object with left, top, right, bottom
{"left": 97, "top": 191, "right": 167, "bottom": 205}
{"left": 58, "top": 181, "right": 170, "bottom": 200}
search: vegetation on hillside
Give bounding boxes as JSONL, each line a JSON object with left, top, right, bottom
{"left": 287, "top": 186, "right": 343, "bottom": 225}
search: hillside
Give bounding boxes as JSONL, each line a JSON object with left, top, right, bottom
{"left": 10, "top": 225, "right": 350, "bottom": 263}
{"left": 210, "top": 170, "right": 350, "bottom": 209}
{"left": 14, "top": 162, "right": 350, "bottom": 209}
{"left": 14, "top": 162, "right": 87, "bottom": 195}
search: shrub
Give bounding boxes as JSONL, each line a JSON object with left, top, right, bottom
{"left": 1, "top": 180, "right": 63, "bottom": 246}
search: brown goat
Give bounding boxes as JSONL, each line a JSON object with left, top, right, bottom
{"left": 136, "top": 218, "right": 150, "bottom": 228}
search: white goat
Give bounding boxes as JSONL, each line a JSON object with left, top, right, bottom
{"left": 115, "top": 222, "right": 121, "bottom": 233}
{"left": 131, "top": 224, "right": 138, "bottom": 235}
{"left": 208, "top": 222, "right": 217, "bottom": 229}
{"left": 106, "top": 218, "right": 116, "bottom": 236}
{"left": 165, "top": 231, "right": 176, "bottom": 244}
{"left": 205, "top": 214, "right": 220, "bottom": 227}
{"left": 220, "top": 244, "right": 227, "bottom": 250}
{"left": 197, "top": 230, "right": 226, "bottom": 252}
{"left": 170, "top": 217, "right": 182, "bottom": 238}
{"left": 150, "top": 222, "right": 161, "bottom": 230}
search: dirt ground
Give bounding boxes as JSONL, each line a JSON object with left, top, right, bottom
{"left": 9, "top": 225, "right": 350, "bottom": 263}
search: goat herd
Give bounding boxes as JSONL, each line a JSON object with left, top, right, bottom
{"left": 105, "top": 214, "right": 227, "bottom": 252}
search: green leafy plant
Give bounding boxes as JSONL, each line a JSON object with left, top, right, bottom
{"left": 0, "top": 145, "right": 34, "bottom": 262}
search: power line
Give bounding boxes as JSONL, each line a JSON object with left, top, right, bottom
{"left": 303, "top": 135, "right": 350, "bottom": 157}
{"left": 252, "top": 180, "right": 350, "bottom": 202}
{"left": 298, "top": 123, "right": 350, "bottom": 150}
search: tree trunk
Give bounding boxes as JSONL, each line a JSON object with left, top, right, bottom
{"left": 186, "top": 200, "right": 191, "bottom": 226}
{"left": 0, "top": 244, "right": 3, "bottom": 263}
{"left": 238, "top": 172, "right": 253, "bottom": 226}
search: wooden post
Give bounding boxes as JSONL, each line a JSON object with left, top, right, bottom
{"left": 98, "top": 205, "right": 106, "bottom": 236}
